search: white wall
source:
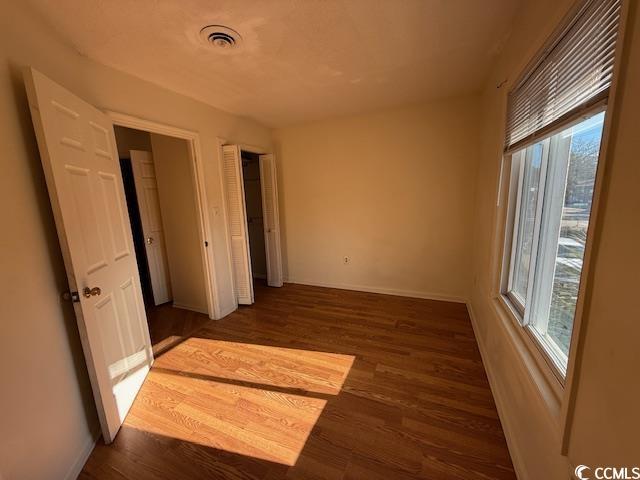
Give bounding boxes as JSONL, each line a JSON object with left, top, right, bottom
{"left": 273, "top": 97, "right": 480, "bottom": 302}
{"left": 0, "top": 1, "right": 271, "bottom": 478}
{"left": 151, "top": 133, "right": 208, "bottom": 313}
{"left": 468, "top": 1, "right": 640, "bottom": 478}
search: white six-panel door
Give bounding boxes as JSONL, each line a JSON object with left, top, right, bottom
{"left": 130, "top": 150, "right": 172, "bottom": 305}
{"left": 221, "top": 145, "right": 254, "bottom": 304}
{"left": 24, "top": 67, "right": 153, "bottom": 443}
{"left": 259, "top": 154, "right": 284, "bottom": 287}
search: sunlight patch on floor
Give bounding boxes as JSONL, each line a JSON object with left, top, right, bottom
{"left": 122, "top": 339, "right": 354, "bottom": 465}
{"left": 125, "top": 369, "right": 328, "bottom": 465}
{"left": 153, "top": 337, "right": 355, "bottom": 395}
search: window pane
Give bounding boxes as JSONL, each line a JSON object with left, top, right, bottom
{"left": 505, "top": 112, "right": 606, "bottom": 376}
{"left": 535, "top": 113, "right": 605, "bottom": 359}
{"left": 510, "top": 143, "right": 544, "bottom": 304}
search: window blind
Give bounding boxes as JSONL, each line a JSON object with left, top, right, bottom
{"left": 505, "top": 0, "right": 622, "bottom": 151}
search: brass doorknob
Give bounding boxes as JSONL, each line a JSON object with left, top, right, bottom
{"left": 83, "top": 287, "right": 102, "bottom": 298}
{"left": 146, "top": 237, "right": 154, "bottom": 245}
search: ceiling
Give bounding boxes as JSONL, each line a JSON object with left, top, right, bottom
{"left": 27, "top": 0, "right": 522, "bottom": 127}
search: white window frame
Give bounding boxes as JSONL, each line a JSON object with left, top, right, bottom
{"left": 492, "top": 100, "right": 624, "bottom": 455}
{"left": 500, "top": 105, "right": 607, "bottom": 382}
{"left": 505, "top": 140, "right": 551, "bottom": 318}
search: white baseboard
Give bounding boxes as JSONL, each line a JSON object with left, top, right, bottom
{"left": 467, "top": 303, "right": 527, "bottom": 480}
{"left": 63, "top": 428, "right": 100, "bottom": 480}
{"left": 285, "top": 278, "right": 467, "bottom": 304}
{"left": 171, "top": 302, "right": 208, "bottom": 315}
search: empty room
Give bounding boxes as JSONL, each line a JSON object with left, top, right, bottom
{"left": 0, "top": 0, "right": 638, "bottom": 479}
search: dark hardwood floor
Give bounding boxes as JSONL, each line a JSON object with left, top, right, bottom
{"left": 79, "top": 282, "right": 515, "bottom": 480}
{"left": 145, "top": 301, "right": 211, "bottom": 356}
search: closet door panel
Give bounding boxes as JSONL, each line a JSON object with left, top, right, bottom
{"left": 222, "top": 145, "right": 254, "bottom": 304}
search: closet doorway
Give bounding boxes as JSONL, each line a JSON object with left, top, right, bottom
{"left": 242, "top": 151, "right": 268, "bottom": 284}
{"left": 221, "top": 144, "right": 283, "bottom": 305}
{"left": 114, "top": 124, "right": 214, "bottom": 355}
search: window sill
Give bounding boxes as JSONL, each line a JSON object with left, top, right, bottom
{"left": 491, "top": 293, "right": 564, "bottom": 426}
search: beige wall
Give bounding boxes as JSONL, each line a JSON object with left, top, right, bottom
{"left": 273, "top": 97, "right": 481, "bottom": 302}
{"left": 468, "top": 0, "right": 640, "bottom": 478}
{"left": 113, "top": 126, "right": 152, "bottom": 158}
{"left": 151, "top": 134, "right": 208, "bottom": 313}
{"left": 0, "top": 1, "right": 271, "bottom": 478}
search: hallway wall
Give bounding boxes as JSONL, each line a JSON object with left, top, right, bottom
{"left": 113, "top": 126, "right": 152, "bottom": 158}
{"left": 151, "top": 133, "right": 208, "bottom": 313}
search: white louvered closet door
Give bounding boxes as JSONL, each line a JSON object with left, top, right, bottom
{"left": 222, "top": 145, "right": 254, "bottom": 304}
{"left": 259, "top": 154, "right": 283, "bottom": 287}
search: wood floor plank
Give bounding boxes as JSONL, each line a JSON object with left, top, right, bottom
{"left": 80, "top": 282, "right": 515, "bottom": 479}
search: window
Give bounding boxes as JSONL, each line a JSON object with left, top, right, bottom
{"left": 501, "top": 0, "right": 622, "bottom": 379}
{"left": 505, "top": 112, "right": 605, "bottom": 373}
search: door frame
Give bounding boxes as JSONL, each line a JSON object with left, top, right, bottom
{"left": 109, "top": 111, "right": 219, "bottom": 319}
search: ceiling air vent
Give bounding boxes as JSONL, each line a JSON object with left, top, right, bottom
{"left": 200, "top": 25, "right": 242, "bottom": 51}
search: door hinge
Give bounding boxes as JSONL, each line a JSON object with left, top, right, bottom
{"left": 62, "top": 291, "right": 80, "bottom": 303}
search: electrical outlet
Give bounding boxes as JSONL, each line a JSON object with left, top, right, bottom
{"left": 343, "top": 256, "right": 350, "bottom": 265}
